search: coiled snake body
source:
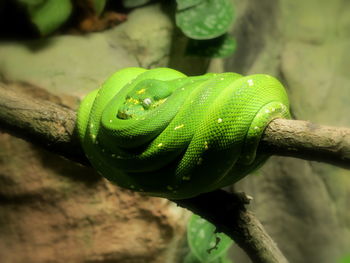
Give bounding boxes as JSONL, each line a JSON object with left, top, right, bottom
{"left": 77, "top": 67, "right": 290, "bottom": 199}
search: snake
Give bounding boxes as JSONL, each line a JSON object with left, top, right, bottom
{"left": 77, "top": 67, "right": 290, "bottom": 199}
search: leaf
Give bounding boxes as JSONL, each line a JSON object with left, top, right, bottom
{"left": 175, "top": 0, "right": 234, "bottom": 40}
{"left": 176, "top": 0, "right": 204, "bottom": 10}
{"left": 122, "top": 0, "right": 151, "bottom": 8}
{"left": 92, "top": 0, "right": 106, "bottom": 16}
{"left": 186, "top": 34, "right": 237, "bottom": 58}
{"left": 19, "top": 0, "right": 72, "bottom": 36}
{"left": 187, "top": 214, "right": 233, "bottom": 262}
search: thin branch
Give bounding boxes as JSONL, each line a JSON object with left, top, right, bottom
{"left": 261, "top": 119, "right": 350, "bottom": 169}
{"left": 3, "top": 84, "right": 349, "bottom": 263}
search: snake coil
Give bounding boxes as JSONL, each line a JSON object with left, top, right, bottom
{"left": 77, "top": 67, "right": 290, "bottom": 199}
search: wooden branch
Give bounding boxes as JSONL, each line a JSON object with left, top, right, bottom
{"left": 0, "top": 86, "right": 88, "bottom": 165}
{"left": 261, "top": 119, "right": 350, "bottom": 169}
{"left": 2, "top": 84, "right": 349, "bottom": 263}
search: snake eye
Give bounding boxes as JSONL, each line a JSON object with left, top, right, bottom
{"left": 142, "top": 98, "right": 152, "bottom": 108}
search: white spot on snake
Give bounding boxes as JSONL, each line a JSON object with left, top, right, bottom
{"left": 204, "top": 141, "right": 209, "bottom": 150}
{"left": 181, "top": 87, "right": 185, "bottom": 91}
{"left": 174, "top": 124, "right": 184, "bottom": 130}
{"left": 217, "top": 118, "right": 223, "bottom": 123}
{"left": 109, "top": 119, "right": 113, "bottom": 123}
{"left": 272, "top": 108, "right": 275, "bottom": 112}
{"left": 167, "top": 186, "right": 173, "bottom": 190}
{"left": 130, "top": 185, "right": 135, "bottom": 189}
{"left": 254, "top": 126, "right": 259, "bottom": 130}
{"left": 157, "top": 143, "right": 163, "bottom": 147}
{"left": 91, "top": 134, "right": 96, "bottom": 139}
{"left": 247, "top": 79, "right": 254, "bottom": 86}
{"left": 102, "top": 149, "right": 105, "bottom": 153}
{"left": 143, "top": 98, "right": 152, "bottom": 106}
{"left": 220, "top": 78, "right": 224, "bottom": 80}
{"left": 265, "top": 109, "right": 270, "bottom": 114}
{"left": 111, "top": 154, "right": 116, "bottom": 158}
{"left": 182, "top": 176, "right": 190, "bottom": 181}
{"left": 197, "top": 158, "right": 203, "bottom": 165}
{"left": 90, "top": 123, "right": 94, "bottom": 128}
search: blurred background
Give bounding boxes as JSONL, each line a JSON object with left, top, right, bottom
{"left": 0, "top": 0, "right": 349, "bottom": 262}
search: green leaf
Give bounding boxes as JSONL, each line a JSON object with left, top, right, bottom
{"left": 176, "top": 0, "right": 204, "bottom": 10}
{"left": 176, "top": 0, "right": 234, "bottom": 40}
{"left": 186, "top": 34, "right": 237, "bottom": 58}
{"left": 92, "top": 0, "right": 106, "bottom": 16}
{"left": 187, "top": 214, "right": 233, "bottom": 262}
{"left": 122, "top": 0, "right": 151, "bottom": 8}
{"left": 19, "top": 0, "right": 72, "bottom": 36}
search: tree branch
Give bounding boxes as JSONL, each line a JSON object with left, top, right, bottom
{"left": 2, "top": 84, "right": 349, "bottom": 263}
{"left": 260, "top": 119, "right": 350, "bottom": 169}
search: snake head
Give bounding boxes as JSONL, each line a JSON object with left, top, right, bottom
{"left": 117, "top": 79, "right": 174, "bottom": 119}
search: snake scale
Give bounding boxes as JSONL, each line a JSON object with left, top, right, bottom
{"left": 77, "top": 67, "right": 290, "bottom": 199}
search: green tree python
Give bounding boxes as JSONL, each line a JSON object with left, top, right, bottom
{"left": 77, "top": 67, "right": 290, "bottom": 199}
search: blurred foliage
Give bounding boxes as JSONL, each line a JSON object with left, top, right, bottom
{"left": 15, "top": 0, "right": 108, "bottom": 36}
{"left": 185, "top": 214, "right": 233, "bottom": 263}
{"left": 18, "top": 0, "right": 73, "bottom": 35}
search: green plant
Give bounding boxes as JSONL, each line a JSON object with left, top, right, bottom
{"left": 185, "top": 214, "right": 233, "bottom": 263}
{"left": 175, "top": 0, "right": 236, "bottom": 58}
{"left": 18, "top": 0, "right": 73, "bottom": 35}
{"left": 175, "top": 0, "right": 233, "bottom": 40}
{"left": 17, "top": 0, "right": 106, "bottom": 35}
